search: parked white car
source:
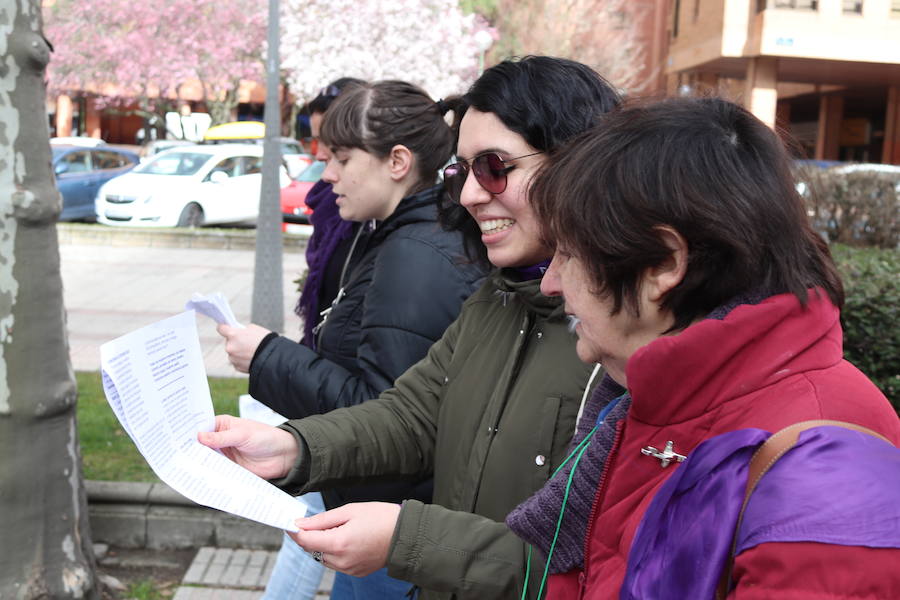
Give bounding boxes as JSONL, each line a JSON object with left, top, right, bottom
{"left": 96, "top": 144, "right": 288, "bottom": 227}
{"left": 51, "top": 136, "right": 107, "bottom": 147}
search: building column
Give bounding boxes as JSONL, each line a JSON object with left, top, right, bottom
{"left": 884, "top": 86, "right": 900, "bottom": 165}
{"left": 55, "top": 94, "right": 73, "bottom": 138}
{"left": 815, "top": 94, "right": 844, "bottom": 161}
{"left": 696, "top": 71, "right": 719, "bottom": 94}
{"left": 84, "top": 99, "right": 101, "bottom": 139}
{"left": 743, "top": 56, "right": 778, "bottom": 129}
{"left": 775, "top": 102, "right": 791, "bottom": 130}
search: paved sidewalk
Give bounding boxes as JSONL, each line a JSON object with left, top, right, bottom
{"left": 60, "top": 236, "right": 307, "bottom": 378}
{"left": 61, "top": 227, "right": 325, "bottom": 596}
{"left": 174, "top": 547, "right": 335, "bottom": 599}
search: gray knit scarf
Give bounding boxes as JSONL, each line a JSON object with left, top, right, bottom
{"left": 506, "top": 375, "right": 630, "bottom": 573}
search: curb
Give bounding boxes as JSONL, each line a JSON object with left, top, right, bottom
{"left": 57, "top": 222, "right": 311, "bottom": 253}
{"left": 87, "top": 480, "right": 282, "bottom": 551}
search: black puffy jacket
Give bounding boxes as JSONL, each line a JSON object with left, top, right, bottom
{"left": 249, "top": 184, "right": 486, "bottom": 506}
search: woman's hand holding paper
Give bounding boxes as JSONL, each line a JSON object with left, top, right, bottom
{"left": 217, "top": 323, "right": 272, "bottom": 373}
{"left": 288, "top": 502, "right": 401, "bottom": 576}
{"left": 198, "top": 414, "right": 298, "bottom": 481}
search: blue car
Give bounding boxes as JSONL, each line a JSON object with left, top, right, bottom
{"left": 52, "top": 145, "right": 139, "bottom": 221}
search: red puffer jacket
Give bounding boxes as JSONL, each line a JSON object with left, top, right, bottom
{"left": 546, "top": 291, "right": 900, "bottom": 599}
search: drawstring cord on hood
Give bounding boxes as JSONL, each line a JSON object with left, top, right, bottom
{"left": 576, "top": 363, "right": 603, "bottom": 429}
{"left": 312, "top": 220, "right": 373, "bottom": 341}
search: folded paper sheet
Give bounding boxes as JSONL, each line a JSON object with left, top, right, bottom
{"left": 100, "top": 310, "right": 305, "bottom": 531}
{"left": 185, "top": 292, "right": 242, "bottom": 327}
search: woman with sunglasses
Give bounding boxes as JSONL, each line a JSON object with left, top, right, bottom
{"left": 201, "top": 56, "right": 621, "bottom": 599}
{"left": 218, "top": 80, "right": 487, "bottom": 599}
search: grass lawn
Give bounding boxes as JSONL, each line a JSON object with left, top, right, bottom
{"left": 76, "top": 371, "right": 245, "bottom": 482}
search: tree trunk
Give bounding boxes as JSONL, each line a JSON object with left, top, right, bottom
{"left": 0, "top": 2, "right": 99, "bottom": 598}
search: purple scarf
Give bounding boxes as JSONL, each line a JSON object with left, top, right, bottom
{"left": 621, "top": 426, "right": 900, "bottom": 599}
{"left": 510, "top": 259, "right": 551, "bottom": 282}
{"left": 295, "top": 180, "right": 354, "bottom": 347}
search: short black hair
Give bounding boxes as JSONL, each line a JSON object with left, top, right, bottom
{"left": 306, "top": 77, "right": 365, "bottom": 115}
{"left": 530, "top": 96, "right": 844, "bottom": 331}
{"left": 438, "top": 56, "right": 622, "bottom": 267}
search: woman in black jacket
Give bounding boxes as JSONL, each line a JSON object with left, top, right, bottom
{"left": 217, "top": 80, "right": 486, "bottom": 599}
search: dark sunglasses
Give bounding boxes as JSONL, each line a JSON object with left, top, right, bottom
{"left": 318, "top": 84, "right": 341, "bottom": 99}
{"left": 442, "top": 151, "right": 542, "bottom": 203}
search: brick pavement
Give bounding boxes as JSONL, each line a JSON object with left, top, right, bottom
{"left": 174, "top": 547, "right": 335, "bottom": 598}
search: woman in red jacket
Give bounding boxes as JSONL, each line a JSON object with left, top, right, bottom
{"left": 508, "top": 96, "right": 900, "bottom": 599}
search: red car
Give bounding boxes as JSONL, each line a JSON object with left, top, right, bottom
{"left": 281, "top": 161, "right": 325, "bottom": 232}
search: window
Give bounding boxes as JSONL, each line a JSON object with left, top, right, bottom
{"left": 56, "top": 151, "right": 91, "bottom": 175}
{"left": 93, "top": 151, "right": 133, "bottom": 170}
{"left": 842, "top": 0, "right": 862, "bottom": 13}
{"left": 672, "top": 0, "right": 681, "bottom": 37}
{"left": 242, "top": 156, "right": 263, "bottom": 175}
{"left": 772, "top": 0, "right": 818, "bottom": 9}
{"left": 281, "top": 142, "right": 302, "bottom": 156}
{"left": 208, "top": 157, "right": 241, "bottom": 179}
{"left": 137, "top": 151, "right": 211, "bottom": 176}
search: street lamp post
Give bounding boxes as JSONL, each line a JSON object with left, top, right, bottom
{"left": 251, "top": 0, "right": 284, "bottom": 332}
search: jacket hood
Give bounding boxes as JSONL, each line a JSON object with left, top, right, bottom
{"left": 627, "top": 290, "right": 843, "bottom": 426}
{"left": 492, "top": 269, "right": 565, "bottom": 320}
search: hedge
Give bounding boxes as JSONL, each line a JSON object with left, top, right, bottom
{"left": 796, "top": 164, "right": 899, "bottom": 248}
{"left": 832, "top": 244, "right": 899, "bottom": 411}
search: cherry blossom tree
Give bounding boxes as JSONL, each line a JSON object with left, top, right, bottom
{"left": 490, "top": 0, "right": 660, "bottom": 94}
{"left": 44, "top": 0, "right": 266, "bottom": 127}
{"left": 281, "top": 0, "right": 494, "bottom": 102}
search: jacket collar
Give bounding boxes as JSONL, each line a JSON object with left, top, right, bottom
{"left": 626, "top": 290, "right": 843, "bottom": 426}
{"left": 368, "top": 184, "right": 442, "bottom": 243}
{"left": 493, "top": 269, "right": 565, "bottom": 319}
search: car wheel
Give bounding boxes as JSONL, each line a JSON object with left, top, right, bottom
{"left": 177, "top": 203, "right": 204, "bottom": 228}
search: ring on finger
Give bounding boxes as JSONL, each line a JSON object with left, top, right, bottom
{"left": 312, "top": 550, "right": 324, "bottom": 563}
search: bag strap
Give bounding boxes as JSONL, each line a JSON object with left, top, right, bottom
{"left": 715, "top": 420, "right": 890, "bottom": 599}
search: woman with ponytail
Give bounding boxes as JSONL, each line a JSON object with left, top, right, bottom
{"left": 203, "top": 57, "right": 621, "bottom": 599}
{"left": 218, "top": 80, "right": 487, "bottom": 598}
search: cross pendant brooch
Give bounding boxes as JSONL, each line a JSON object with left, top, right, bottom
{"left": 640, "top": 440, "right": 687, "bottom": 468}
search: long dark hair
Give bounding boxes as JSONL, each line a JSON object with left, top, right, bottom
{"left": 320, "top": 80, "right": 454, "bottom": 194}
{"left": 438, "top": 56, "right": 622, "bottom": 267}
{"left": 530, "top": 96, "right": 844, "bottom": 332}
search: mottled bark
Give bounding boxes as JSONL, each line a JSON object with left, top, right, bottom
{"left": 0, "top": 1, "right": 98, "bottom": 598}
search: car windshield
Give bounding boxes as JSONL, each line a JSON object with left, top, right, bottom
{"left": 135, "top": 151, "right": 212, "bottom": 176}
{"left": 297, "top": 161, "right": 326, "bottom": 182}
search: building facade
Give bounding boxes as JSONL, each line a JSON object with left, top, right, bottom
{"left": 658, "top": 0, "right": 900, "bottom": 163}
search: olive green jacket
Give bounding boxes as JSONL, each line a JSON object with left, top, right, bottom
{"left": 280, "top": 270, "right": 598, "bottom": 599}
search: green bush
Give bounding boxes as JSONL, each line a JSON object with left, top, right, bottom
{"left": 832, "top": 245, "right": 899, "bottom": 411}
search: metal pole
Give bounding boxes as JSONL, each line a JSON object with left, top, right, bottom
{"left": 251, "top": 0, "right": 284, "bottom": 332}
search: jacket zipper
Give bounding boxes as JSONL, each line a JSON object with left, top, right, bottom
{"left": 312, "top": 220, "right": 370, "bottom": 344}
{"left": 470, "top": 312, "right": 532, "bottom": 509}
{"left": 579, "top": 419, "right": 625, "bottom": 598}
